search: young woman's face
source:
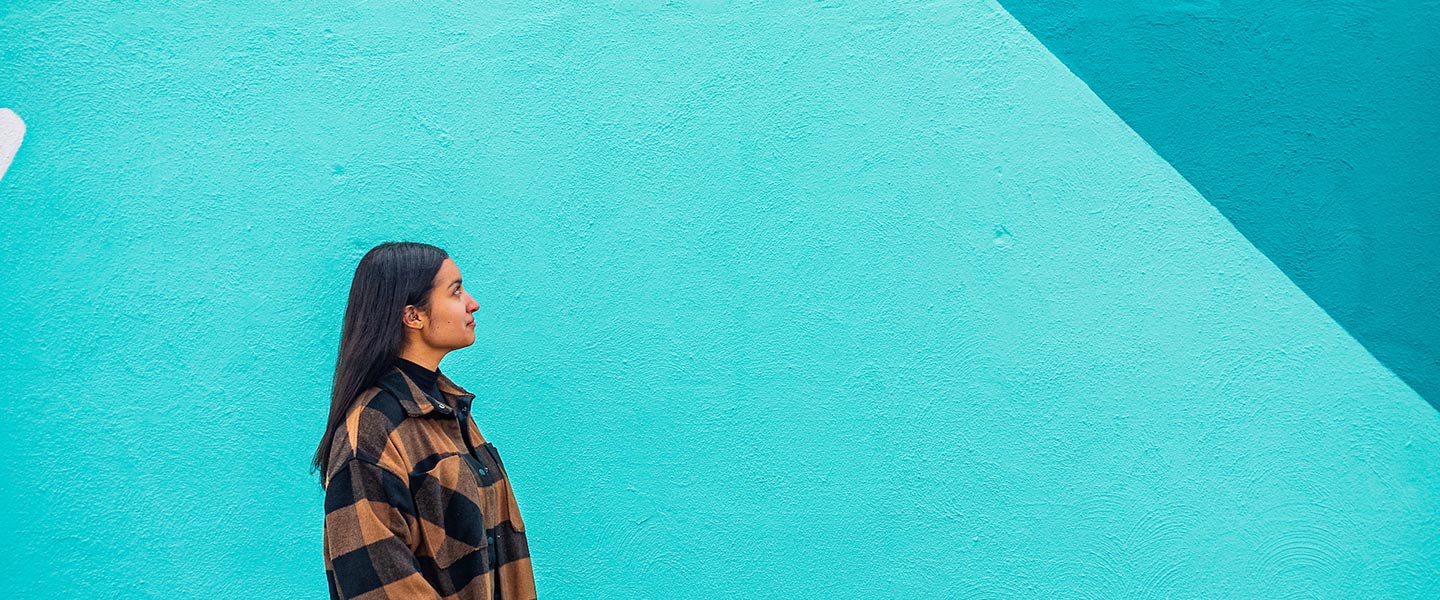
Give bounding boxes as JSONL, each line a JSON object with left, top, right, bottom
{"left": 417, "top": 258, "right": 479, "bottom": 350}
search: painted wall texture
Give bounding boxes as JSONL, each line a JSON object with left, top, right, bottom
{"left": 998, "top": 0, "right": 1440, "bottom": 410}
{"left": 3, "top": 1, "right": 1438, "bottom": 598}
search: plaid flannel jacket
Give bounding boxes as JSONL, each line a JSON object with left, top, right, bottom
{"left": 323, "top": 366, "right": 536, "bottom": 600}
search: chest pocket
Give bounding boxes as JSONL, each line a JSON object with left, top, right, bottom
{"left": 409, "top": 452, "right": 491, "bottom": 570}
{"left": 480, "top": 442, "right": 526, "bottom": 534}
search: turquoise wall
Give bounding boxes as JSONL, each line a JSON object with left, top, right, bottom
{"left": 999, "top": 0, "right": 1440, "bottom": 410}
{"left": 3, "top": 0, "right": 1438, "bottom": 597}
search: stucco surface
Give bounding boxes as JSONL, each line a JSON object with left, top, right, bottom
{"left": 999, "top": 0, "right": 1440, "bottom": 409}
{"left": 2, "top": 0, "right": 1437, "bottom": 597}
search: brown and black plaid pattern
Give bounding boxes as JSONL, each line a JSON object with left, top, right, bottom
{"left": 323, "top": 366, "right": 536, "bottom": 599}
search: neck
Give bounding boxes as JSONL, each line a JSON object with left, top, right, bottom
{"left": 398, "top": 346, "right": 444, "bottom": 372}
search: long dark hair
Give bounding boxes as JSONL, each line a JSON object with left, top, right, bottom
{"left": 313, "top": 241, "right": 449, "bottom": 486}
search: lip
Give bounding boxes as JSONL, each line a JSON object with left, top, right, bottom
{"left": 466, "top": 321, "right": 475, "bottom": 328}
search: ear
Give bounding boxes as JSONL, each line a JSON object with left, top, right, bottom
{"left": 402, "top": 305, "right": 426, "bottom": 330}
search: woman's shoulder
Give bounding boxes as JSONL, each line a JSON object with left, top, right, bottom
{"left": 325, "top": 385, "right": 416, "bottom": 477}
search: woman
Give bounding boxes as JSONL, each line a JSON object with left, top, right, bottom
{"left": 315, "top": 241, "right": 536, "bottom": 600}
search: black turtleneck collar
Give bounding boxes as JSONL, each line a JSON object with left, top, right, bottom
{"left": 395, "top": 357, "right": 443, "bottom": 404}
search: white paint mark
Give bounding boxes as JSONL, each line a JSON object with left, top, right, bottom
{"left": 0, "top": 108, "right": 26, "bottom": 184}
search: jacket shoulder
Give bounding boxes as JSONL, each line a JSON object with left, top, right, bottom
{"left": 325, "top": 386, "right": 413, "bottom": 481}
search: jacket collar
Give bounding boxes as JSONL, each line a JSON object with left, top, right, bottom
{"left": 376, "top": 364, "right": 476, "bottom": 418}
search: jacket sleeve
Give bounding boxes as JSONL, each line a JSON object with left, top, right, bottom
{"left": 324, "top": 457, "right": 443, "bottom": 600}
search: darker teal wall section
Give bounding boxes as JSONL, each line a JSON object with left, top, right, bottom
{"left": 3, "top": 1, "right": 1439, "bottom": 597}
{"left": 997, "top": 0, "right": 1440, "bottom": 409}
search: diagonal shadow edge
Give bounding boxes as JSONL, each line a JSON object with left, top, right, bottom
{"left": 982, "top": 0, "right": 1436, "bottom": 416}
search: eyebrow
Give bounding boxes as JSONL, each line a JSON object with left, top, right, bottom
{"left": 449, "top": 279, "right": 462, "bottom": 290}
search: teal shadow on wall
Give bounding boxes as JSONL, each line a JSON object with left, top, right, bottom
{"left": 997, "top": 0, "right": 1440, "bottom": 409}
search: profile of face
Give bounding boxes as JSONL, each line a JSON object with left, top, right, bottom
{"left": 407, "top": 258, "right": 479, "bottom": 352}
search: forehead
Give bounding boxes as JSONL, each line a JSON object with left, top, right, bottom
{"left": 434, "top": 258, "right": 461, "bottom": 283}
